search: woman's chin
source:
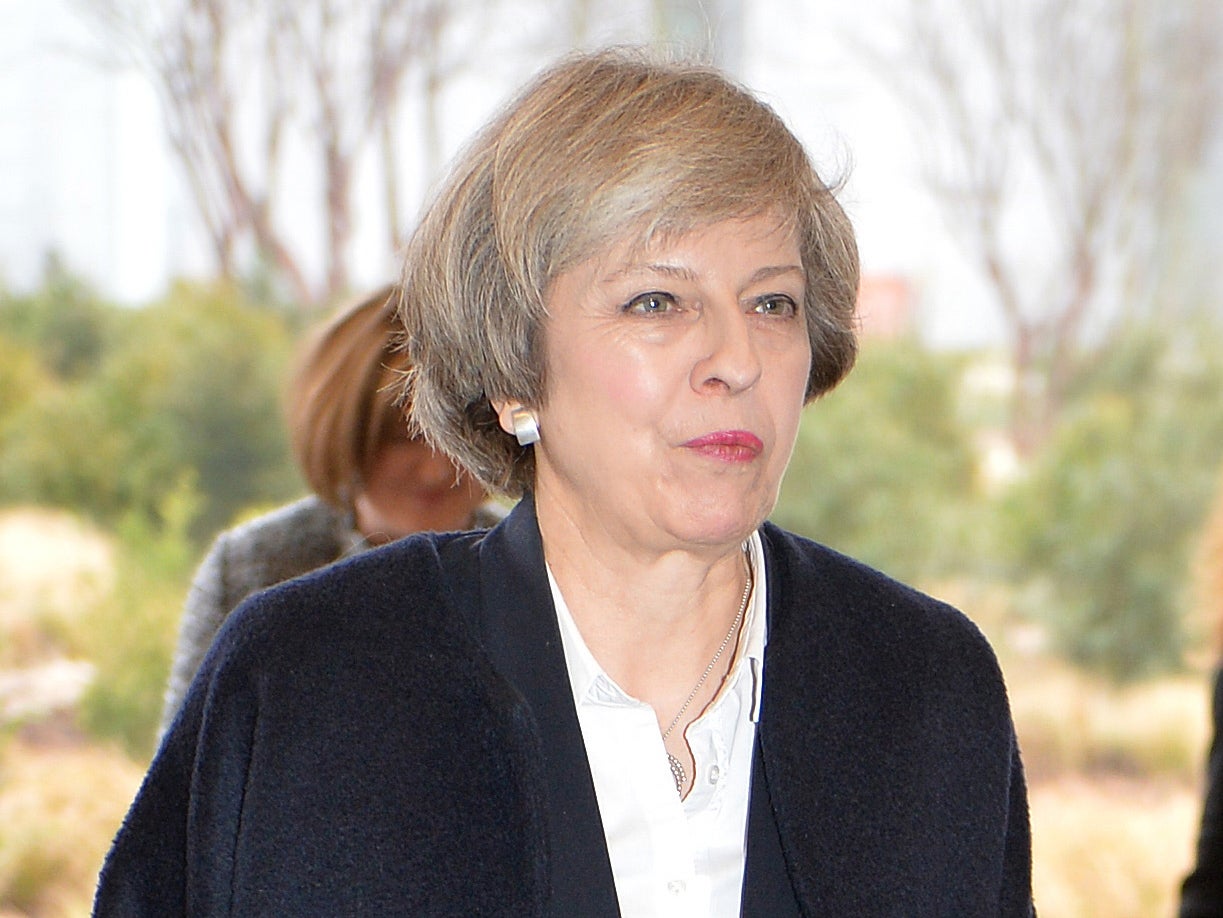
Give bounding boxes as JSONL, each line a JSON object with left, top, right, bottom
{"left": 663, "top": 504, "right": 768, "bottom": 551}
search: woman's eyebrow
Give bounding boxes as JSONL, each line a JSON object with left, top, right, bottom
{"left": 603, "top": 262, "right": 804, "bottom": 284}
{"left": 603, "top": 262, "right": 699, "bottom": 283}
{"left": 749, "top": 264, "right": 806, "bottom": 284}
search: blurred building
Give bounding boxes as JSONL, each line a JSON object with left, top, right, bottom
{"left": 856, "top": 273, "right": 914, "bottom": 340}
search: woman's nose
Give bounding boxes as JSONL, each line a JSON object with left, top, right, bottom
{"left": 692, "top": 304, "right": 762, "bottom": 394}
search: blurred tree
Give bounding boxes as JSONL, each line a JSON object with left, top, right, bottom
{"left": 773, "top": 337, "right": 977, "bottom": 586}
{"left": 868, "top": 0, "right": 1222, "bottom": 454}
{"left": 997, "top": 319, "right": 1223, "bottom": 682}
{"left": 0, "top": 263, "right": 111, "bottom": 509}
{"left": 75, "top": 476, "right": 201, "bottom": 758}
{"left": 73, "top": 0, "right": 496, "bottom": 309}
{"left": 0, "top": 281, "right": 300, "bottom": 541}
{"left": 130, "top": 282, "right": 302, "bottom": 535}
{"left": 0, "top": 254, "right": 112, "bottom": 380}
{"left": 69, "top": 0, "right": 755, "bottom": 309}
{"left": 0, "top": 337, "right": 50, "bottom": 429}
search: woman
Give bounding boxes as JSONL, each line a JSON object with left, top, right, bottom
{"left": 158, "top": 284, "right": 495, "bottom": 732}
{"left": 96, "top": 50, "right": 1034, "bottom": 916}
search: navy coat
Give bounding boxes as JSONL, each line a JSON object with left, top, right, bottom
{"left": 1181, "top": 667, "right": 1223, "bottom": 917}
{"left": 94, "top": 498, "right": 1034, "bottom": 916}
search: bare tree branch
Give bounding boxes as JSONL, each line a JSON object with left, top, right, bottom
{"left": 72, "top": 0, "right": 500, "bottom": 310}
{"left": 863, "top": 0, "right": 1222, "bottom": 451}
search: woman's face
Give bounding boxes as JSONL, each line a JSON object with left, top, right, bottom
{"left": 354, "top": 435, "right": 485, "bottom": 544}
{"left": 526, "top": 212, "right": 812, "bottom": 555}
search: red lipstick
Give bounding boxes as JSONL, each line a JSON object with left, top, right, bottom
{"left": 682, "top": 430, "right": 764, "bottom": 462}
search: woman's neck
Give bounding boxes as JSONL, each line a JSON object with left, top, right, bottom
{"left": 537, "top": 496, "right": 752, "bottom": 709}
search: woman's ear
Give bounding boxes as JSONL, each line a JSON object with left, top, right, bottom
{"left": 492, "top": 401, "right": 540, "bottom": 446}
{"left": 491, "top": 400, "right": 517, "bottom": 437}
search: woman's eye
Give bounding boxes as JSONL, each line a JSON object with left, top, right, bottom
{"left": 753, "top": 294, "right": 798, "bottom": 317}
{"left": 625, "top": 292, "right": 677, "bottom": 315}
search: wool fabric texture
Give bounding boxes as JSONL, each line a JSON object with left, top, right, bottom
{"left": 96, "top": 497, "right": 1034, "bottom": 916}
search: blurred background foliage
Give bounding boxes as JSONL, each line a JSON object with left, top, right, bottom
{"left": 997, "top": 320, "right": 1223, "bottom": 682}
{"left": 0, "top": 269, "right": 301, "bottom": 544}
{"left": 775, "top": 337, "right": 978, "bottom": 585}
{"left": 4, "top": 263, "right": 1221, "bottom": 707}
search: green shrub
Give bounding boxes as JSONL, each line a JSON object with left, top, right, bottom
{"left": 997, "top": 320, "right": 1223, "bottom": 681}
{"left": 0, "top": 257, "right": 112, "bottom": 380}
{"left": 0, "top": 336, "right": 51, "bottom": 425}
{"left": 773, "top": 337, "right": 978, "bottom": 585}
{"left": 0, "top": 279, "right": 301, "bottom": 542}
{"left": 73, "top": 477, "right": 200, "bottom": 758}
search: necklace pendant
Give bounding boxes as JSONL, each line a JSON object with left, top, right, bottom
{"left": 667, "top": 753, "right": 686, "bottom": 795}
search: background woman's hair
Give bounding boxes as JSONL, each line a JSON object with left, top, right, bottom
{"left": 288, "top": 284, "right": 409, "bottom": 509}
{"left": 399, "top": 47, "right": 860, "bottom": 497}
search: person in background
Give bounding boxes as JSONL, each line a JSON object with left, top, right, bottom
{"left": 98, "top": 49, "right": 1034, "bottom": 916}
{"left": 1180, "top": 473, "right": 1223, "bottom": 916}
{"left": 158, "top": 284, "right": 496, "bottom": 732}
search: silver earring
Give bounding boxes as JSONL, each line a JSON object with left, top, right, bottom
{"left": 511, "top": 407, "right": 540, "bottom": 446}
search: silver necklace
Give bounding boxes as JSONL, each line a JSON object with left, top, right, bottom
{"left": 661, "top": 549, "right": 752, "bottom": 796}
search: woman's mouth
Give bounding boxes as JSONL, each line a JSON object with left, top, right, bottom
{"left": 681, "top": 430, "right": 764, "bottom": 462}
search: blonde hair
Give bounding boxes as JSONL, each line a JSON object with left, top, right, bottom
{"left": 400, "top": 47, "right": 860, "bottom": 497}
{"left": 288, "top": 284, "right": 408, "bottom": 509}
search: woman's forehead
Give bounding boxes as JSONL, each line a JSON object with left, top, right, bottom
{"left": 566, "top": 209, "right": 801, "bottom": 274}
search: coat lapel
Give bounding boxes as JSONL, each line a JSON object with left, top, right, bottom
{"left": 473, "top": 496, "right": 621, "bottom": 917}
{"left": 741, "top": 734, "right": 805, "bottom": 916}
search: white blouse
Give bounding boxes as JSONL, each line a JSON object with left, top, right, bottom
{"left": 548, "top": 532, "right": 768, "bottom": 918}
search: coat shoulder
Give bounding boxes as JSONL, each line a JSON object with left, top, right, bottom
{"left": 212, "top": 528, "right": 485, "bottom": 676}
{"left": 756, "top": 524, "right": 1031, "bottom": 914}
{"left": 760, "top": 522, "right": 1002, "bottom": 686}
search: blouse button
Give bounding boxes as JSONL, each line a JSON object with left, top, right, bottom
{"left": 708, "top": 764, "right": 721, "bottom": 785}
{"left": 668, "top": 880, "right": 687, "bottom": 896}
